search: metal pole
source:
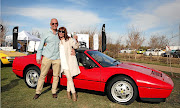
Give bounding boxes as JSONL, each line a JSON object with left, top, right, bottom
{"left": 179, "top": 24, "right": 180, "bottom": 46}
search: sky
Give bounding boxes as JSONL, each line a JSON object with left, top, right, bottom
{"left": 1, "top": 0, "right": 180, "bottom": 46}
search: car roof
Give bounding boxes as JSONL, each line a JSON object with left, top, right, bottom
{"left": 76, "top": 48, "right": 98, "bottom": 53}
{"left": 76, "top": 48, "right": 89, "bottom": 53}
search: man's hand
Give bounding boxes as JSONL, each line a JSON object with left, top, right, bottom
{"left": 71, "top": 49, "right": 76, "bottom": 56}
{"left": 36, "top": 59, "right": 41, "bottom": 64}
{"left": 73, "top": 35, "right": 78, "bottom": 40}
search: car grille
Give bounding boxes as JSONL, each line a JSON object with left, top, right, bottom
{"left": 151, "top": 70, "right": 162, "bottom": 77}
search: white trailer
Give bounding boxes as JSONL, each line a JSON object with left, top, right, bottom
{"left": 166, "top": 46, "right": 180, "bottom": 51}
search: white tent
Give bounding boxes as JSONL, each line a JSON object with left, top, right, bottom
{"left": 5, "top": 30, "right": 41, "bottom": 52}
{"left": 5, "top": 30, "right": 41, "bottom": 42}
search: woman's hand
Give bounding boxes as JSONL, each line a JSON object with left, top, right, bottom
{"left": 73, "top": 35, "right": 78, "bottom": 42}
{"left": 71, "top": 49, "right": 76, "bottom": 56}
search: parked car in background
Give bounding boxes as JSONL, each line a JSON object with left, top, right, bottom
{"left": 0, "top": 49, "right": 27, "bottom": 65}
{"left": 12, "top": 49, "right": 173, "bottom": 105}
{"left": 136, "top": 49, "right": 145, "bottom": 54}
{"left": 171, "top": 50, "right": 180, "bottom": 58}
{"left": 143, "top": 49, "right": 165, "bottom": 56}
{"left": 161, "top": 50, "right": 176, "bottom": 57}
{"left": 120, "top": 48, "right": 135, "bottom": 53}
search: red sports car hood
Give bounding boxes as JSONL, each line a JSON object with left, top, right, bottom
{"left": 109, "top": 62, "right": 174, "bottom": 87}
{"left": 110, "top": 62, "right": 154, "bottom": 74}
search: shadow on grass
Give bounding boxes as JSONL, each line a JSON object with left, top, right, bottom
{"left": 1, "top": 64, "right": 12, "bottom": 67}
{"left": 1, "top": 78, "right": 8, "bottom": 81}
{"left": 40, "top": 84, "right": 105, "bottom": 96}
{"left": 76, "top": 88, "right": 106, "bottom": 96}
{"left": 136, "top": 99, "right": 161, "bottom": 104}
{"left": 40, "top": 84, "right": 64, "bottom": 95}
{"left": 1, "top": 79, "right": 21, "bottom": 92}
{"left": 59, "top": 86, "right": 105, "bottom": 96}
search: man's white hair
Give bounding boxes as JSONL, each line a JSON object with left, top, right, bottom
{"left": 50, "top": 18, "right": 58, "bottom": 23}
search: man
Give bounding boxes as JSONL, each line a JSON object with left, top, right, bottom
{"left": 33, "top": 18, "right": 77, "bottom": 99}
{"left": 33, "top": 18, "right": 60, "bottom": 99}
{"left": 17, "top": 42, "right": 22, "bottom": 52}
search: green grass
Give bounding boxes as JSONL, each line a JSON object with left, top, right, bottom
{"left": 1, "top": 66, "right": 180, "bottom": 108}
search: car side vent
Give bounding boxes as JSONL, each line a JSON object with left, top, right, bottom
{"left": 151, "top": 71, "right": 162, "bottom": 77}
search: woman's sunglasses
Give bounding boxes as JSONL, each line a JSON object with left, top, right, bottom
{"left": 58, "top": 30, "right": 65, "bottom": 33}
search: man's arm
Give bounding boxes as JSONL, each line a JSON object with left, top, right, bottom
{"left": 36, "top": 36, "right": 46, "bottom": 64}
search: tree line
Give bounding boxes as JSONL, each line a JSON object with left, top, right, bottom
{"left": 0, "top": 22, "right": 170, "bottom": 54}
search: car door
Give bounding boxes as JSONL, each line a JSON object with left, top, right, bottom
{"left": 74, "top": 52, "right": 101, "bottom": 91}
{"left": 60, "top": 52, "right": 102, "bottom": 91}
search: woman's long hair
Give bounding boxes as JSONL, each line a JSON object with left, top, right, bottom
{"left": 58, "top": 27, "right": 70, "bottom": 41}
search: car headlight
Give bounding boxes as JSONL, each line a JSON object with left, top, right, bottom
{"left": 1, "top": 57, "right": 15, "bottom": 59}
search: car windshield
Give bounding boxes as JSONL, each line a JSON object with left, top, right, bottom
{"left": 87, "top": 51, "right": 121, "bottom": 67}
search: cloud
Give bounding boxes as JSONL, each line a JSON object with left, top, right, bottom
{"left": 120, "top": 0, "right": 180, "bottom": 31}
{"left": 154, "top": 0, "right": 180, "bottom": 24}
{"left": 106, "top": 32, "right": 127, "bottom": 44}
{"left": 3, "top": 7, "right": 103, "bottom": 32}
{"left": 66, "top": 0, "right": 88, "bottom": 6}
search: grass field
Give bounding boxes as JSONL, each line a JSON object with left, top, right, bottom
{"left": 1, "top": 66, "right": 180, "bottom": 108}
{"left": 114, "top": 53, "right": 180, "bottom": 68}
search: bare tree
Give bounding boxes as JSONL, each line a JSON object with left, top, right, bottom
{"left": 149, "top": 34, "right": 169, "bottom": 49}
{"left": 31, "top": 30, "right": 41, "bottom": 38}
{"left": 126, "top": 26, "right": 145, "bottom": 50}
{"left": 126, "top": 26, "right": 145, "bottom": 59}
{"left": 105, "top": 36, "right": 122, "bottom": 58}
{"left": 0, "top": 21, "right": 9, "bottom": 46}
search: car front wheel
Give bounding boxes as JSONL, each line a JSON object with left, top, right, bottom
{"left": 24, "top": 66, "right": 40, "bottom": 88}
{"left": 106, "top": 76, "right": 138, "bottom": 105}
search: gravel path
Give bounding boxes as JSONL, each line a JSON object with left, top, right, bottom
{"left": 122, "top": 61, "right": 180, "bottom": 73}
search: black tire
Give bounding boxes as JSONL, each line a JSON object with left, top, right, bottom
{"left": 106, "top": 76, "right": 138, "bottom": 105}
{"left": 24, "top": 66, "right": 40, "bottom": 88}
{"left": 149, "top": 53, "right": 152, "bottom": 56}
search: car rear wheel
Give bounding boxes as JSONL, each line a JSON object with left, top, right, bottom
{"left": 106, "top": 76, "right": 138, "bottom": 105}
{"left": 24, "top": 66, "right": 40, "bottom": 88}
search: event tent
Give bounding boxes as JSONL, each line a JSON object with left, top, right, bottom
{"left": 5, "top": 30, "right": 41, "bottom": 42}
{"left": 5, "top": 30, "right": 41, "bottom": 52}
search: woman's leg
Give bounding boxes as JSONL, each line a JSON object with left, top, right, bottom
{"left": 64, "top": 70, "right": 75, "bottom": 93}
{"left": 66, "top": 81, "right": 71, "bottom": 99}
{"left": 67, "top": 80, "right": 70, "bottom": 92}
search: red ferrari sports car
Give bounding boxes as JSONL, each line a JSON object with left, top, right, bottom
{"left": 12, "top": 49, "right": 174, "bottom": 105}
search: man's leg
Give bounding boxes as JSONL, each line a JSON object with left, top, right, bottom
{"left": 51, "top": 59, "right": 61, "bottom": 94}
{"left": 36, "top": 57, "right": 52, "bottom": 94}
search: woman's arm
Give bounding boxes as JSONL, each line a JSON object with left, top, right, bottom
{"left": 70, "top": 37, "right": 80, "bottom": 49}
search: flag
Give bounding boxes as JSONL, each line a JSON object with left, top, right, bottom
{"left": 102, "top": 24, "right": 106, "bottom": 52}
{"left": 13, "top": 26, "right": 18, "bottom": 50}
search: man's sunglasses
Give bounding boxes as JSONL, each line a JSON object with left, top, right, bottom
{"left": 52, "top": 23, "right": 58, "bottom": 25}
{"left": 58, "top": 30, "right": 65, "bottom": 33}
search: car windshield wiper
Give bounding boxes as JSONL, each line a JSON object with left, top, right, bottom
{"left": 113, "top": 60, "right": 120, "bottom": 63}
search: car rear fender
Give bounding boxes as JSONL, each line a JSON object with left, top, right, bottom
{"left": 23, "top": 64, "right": 40, "bottom": 78}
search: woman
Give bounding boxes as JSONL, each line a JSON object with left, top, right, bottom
{"left": 58, "top": 27, "right": 80, "bottom": 101}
